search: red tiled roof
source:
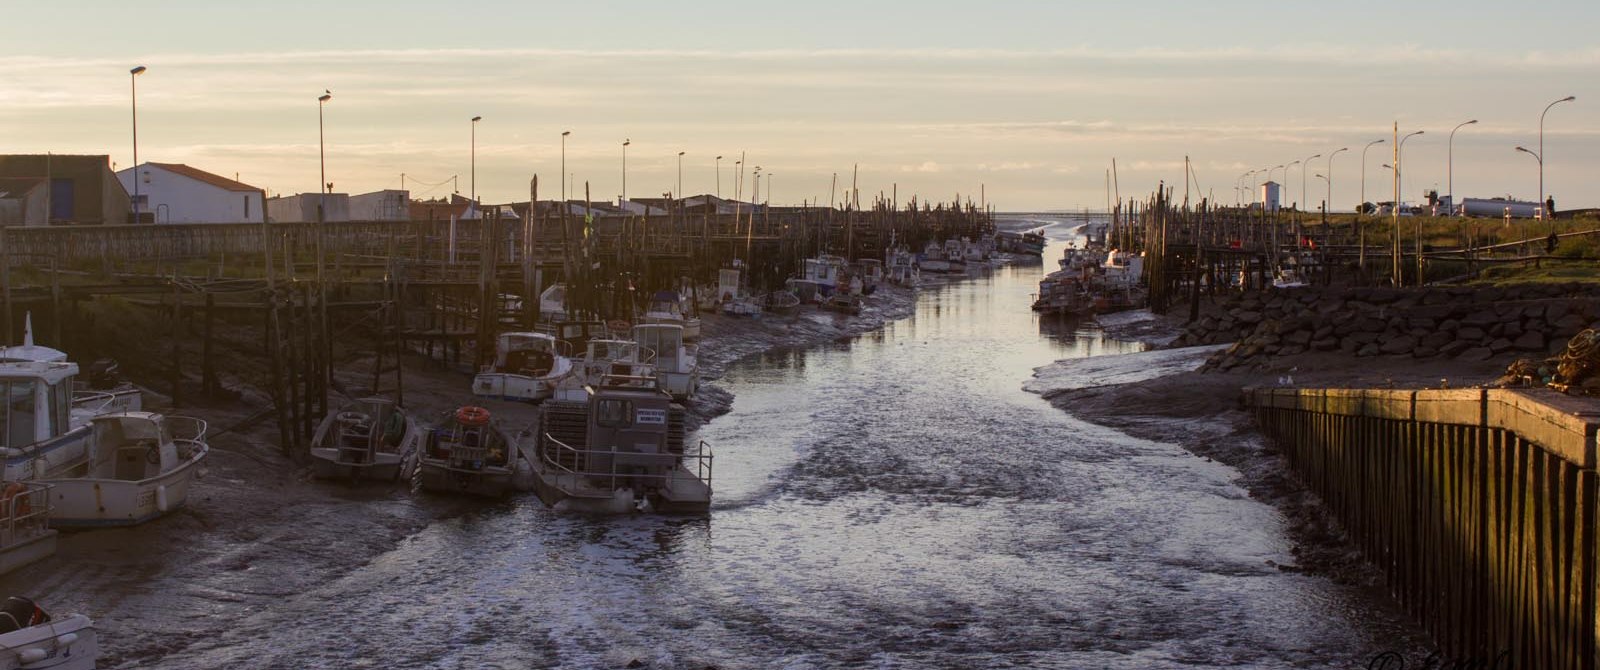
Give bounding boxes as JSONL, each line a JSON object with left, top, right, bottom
{"left": 149, "top": 162, "right": 261, "bottom": 192}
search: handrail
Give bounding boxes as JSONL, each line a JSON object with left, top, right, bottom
{"left": 165, "top": 415, "right": 209, "bottom": 444}
{"left": 2, "top": 482, "right": 53, "bottom": 541}
{"left": 540, "top": 433, "right": 713, "bottom": 489}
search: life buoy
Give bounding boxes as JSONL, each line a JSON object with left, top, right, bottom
{"left": 608, "top": 320, "right": 631, "bottom": 334}
{"left": 1, "top": 482, "right": 29, "bottom": 519}
{"left": 455, "top": 406, "right": 491, "bottom": 426}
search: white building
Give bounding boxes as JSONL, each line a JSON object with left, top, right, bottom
{"left": 115, "top": 162, "right": 264, "bottom": 224}
{"left": 349, "top": 189, "right": 411, "bottom": 221}
{"left": 1259, "top": 181, "right": 1281, "bottom": 212}
{"left": 267, "top": 193, "right": 349, "bottom": 223}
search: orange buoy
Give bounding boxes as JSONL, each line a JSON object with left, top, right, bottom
{"left": 1, "top": 482, "right": 29, "bottom": 519}
{"left": 455, "top": 406, "right": 491, "bottom": 426}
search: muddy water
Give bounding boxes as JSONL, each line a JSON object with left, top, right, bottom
{"left": 105, "top": 217, "right": 1415, "bottom": 668}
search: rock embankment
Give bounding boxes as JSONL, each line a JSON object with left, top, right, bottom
{"left": 1168, "top": 283, "right": 1600, "bottom": 372}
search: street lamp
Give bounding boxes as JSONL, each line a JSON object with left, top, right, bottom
{"left": 470, "top": 116, "right": 482, "bottom": 207}
{"left": 560, "top": 131, "right": 571, "bottom": 203}
{"left": 1323, "top": 148, "right": 1347, "bottom": 217}
{"left": 1516, "top": 146, "right": 1543, "bottom": 250}
{"left": 1395, "top": 130, "right": 1423, "bottom": 286}
{"left": 677, "top": 151, "right": 685, "bottom": 200}
{"left": 715, "top": 155, "right": 723, "bottom": 199}
{"left": 1447, "top": 119, "right": 1477, "bottom": 216}
{"left": 130, "top": 65, "right": 147, "bottom": 223}
{"left": 1537, "top": 95, "right": 1575, "bottom": 219}
{"left": 1299, "top": 153, "right": 1321, "bottom": 216}
{"left": 621, "top": 139, "right": 631, "bottom": 204}
{"left": 318, "top": 91, "right": 332, "bottom": 196}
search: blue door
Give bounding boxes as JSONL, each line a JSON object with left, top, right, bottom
{"left": 49, "top": 178, "right": 74, "bottom": 221}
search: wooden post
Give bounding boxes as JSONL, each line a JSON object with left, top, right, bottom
{"left": 202, "top": 292, "right": 217, "bottom": 394}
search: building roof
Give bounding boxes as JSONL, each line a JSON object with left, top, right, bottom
{"left": 0, "top": 177, "right": 45, "bottom": 199}
{"left": 146, "top": 162, "right": 262, "bottom": 193}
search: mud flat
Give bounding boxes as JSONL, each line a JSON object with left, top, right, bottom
{"left": 0, "top": 280, "right": 927, "bottom": 667}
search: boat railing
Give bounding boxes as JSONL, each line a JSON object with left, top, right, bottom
{"left": 0, "top": 482, "right": 52, "bottom": 547}
{"left": 540, "top": 434, "right": 713, "bottom": 490}
{"left": 71, "top": 389, "right": 131, "bottom": 415}
{"left": 164, "top": 416, "right": 210, "bottom": 453}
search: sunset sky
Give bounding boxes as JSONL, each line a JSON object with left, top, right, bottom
{"left": 4, "top": 1, "right": 1597, "bottom": 211}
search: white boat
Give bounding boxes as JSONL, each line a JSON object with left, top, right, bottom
{"left": 309, "top": 398, "right": 420, "bottom": 482}
{"left": 886, "top": 246, "right": 920, "bottom": 285}
{"left": 1, "top": 362, "right": 95, "bottom": 483}
{"left": 414, "top": 406, "right": 523, "bottom": 498}
{"left": 473, "top": 332, "right": 575, "bottom": 403}
{"left": 944, "top": 239, "right": 969, "bottom": 273}
{"left": 632, "top": 324, "right": 698, "bottom": 401}
{"left": 39, "top": 412, "right": 209, "bottom": 528}
{"left": 0, "top": 597, "right": 97, "bottom": 670}
{"left": 538, "top": 284, "right": 569, "bottom": 322}
{"left": 800, "top": 255, "right": 849, "bottom": 296}
{"left": 918, "top": 242, "right": 951, "bottom": 273}
{"left": 552, "top": 339, "right": 657, "bottom": 404}
{"left": 535, "top": 376, "right": 712, "bottom": 514}
{"left": 0, "top": 483, "right": 54, "bottom": 578}
{"left": 639, "top": 290, "right": 701, "bottom": 340}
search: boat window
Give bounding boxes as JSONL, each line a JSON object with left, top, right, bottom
{"left": 597, "top": 399, "right": 632, "bottom": 428}
{"left": 5, "top": 381, "right": 35, "bottom": 448}
{"left": 49, "top": 381, "right": 69, "bottom": 437}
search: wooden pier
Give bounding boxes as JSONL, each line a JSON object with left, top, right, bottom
{"left": 1251, "top": 386, "right": 1600, "bottom": 668}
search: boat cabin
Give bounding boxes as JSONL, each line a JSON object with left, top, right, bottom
{"left": 88, "top": 412, "right": 183, "bottom": 481}
{"left": 0, "top": 362, "right": 76, "bottom": 458}
{"left": 488, "top": 333, "right": 566, "bottom": 376}
{"left": 554, "top": 321, "right": 608, "bottom": 352}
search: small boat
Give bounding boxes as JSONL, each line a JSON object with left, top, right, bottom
{"left": 918, "top": 242, "right": 951, "bottom": 273}
{"left": 716, "top": 261, "right": 763, "bottom": 316}
{"left": 943, "top": 239, "right": 969, "bottom": 273}
{"left": 552, "top": 338, "right": 657, "bottom": 404}
{"left": 783, "top": 278, "right": 824, "bottom": 304}
{"left": 639, "top": 291, "right": 702, "bottom": 340}
{"left": 0, "top": 596, "right": 97, "bottom": 669}
{"left": 414, "top": 406, "right": 523, "bottom": 497}
{"left": 800, "top": 255, "right": 849, "bottom": 297}
{"left": 632, "top": 324, "right": 698, "bottom": 401}
{"left": 538, "top": 284, "right": 570, "bottom": 323}
{"left": 0, "top": 482, "right": 55, "bottom": 577}
{"left": 309, "top": 398, "right": 420, "bottom": 482}
{"left": 720, "top": 297, "right": 762, "bottom": 317}
{"left": 764, "top": 290, "right": 801, "bottom": 314}
{"left": 853, "top": 259, "right": 883, "bottom": 294}
{"left": 1, "top": 362, "right": 95, "bottom": 483}
{"left": 473, "top": 332, "right": 575, "bottom": 403}
{"left": 39, "top": 412, "right": 209, "bottom": 528}
{"left": 822, "top": 293, "right": 864, "bottom": 316}
{"left": 535, "top": 375, "right": 712, "bottom": 513}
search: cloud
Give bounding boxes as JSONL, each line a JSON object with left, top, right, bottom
{"left": 901, "top": 161, "right": 943, "bottom": 173}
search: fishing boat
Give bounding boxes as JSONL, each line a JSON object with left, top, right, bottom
{"left": 995, "top": 229, "right": 1047, "bottom": 256}
{"left": 538, "top": 284, "right": 569, "bottom": 322}
{"left": 414, "top": 406, "right": 523, "bottom": 497}
{"left": 639, "top": 290, "right": 702, "bottom": 340}
{"left": 632, "top": 324, "right": 698, "bottom": 401}
{"left": 764, "top": 290, "right": 801, "bottom": 315}
{"left": 783, "top": 278, "right": 824, "bottom": 304}
{"left": 38, "top": 411, "right": 209, "bottom": 528}
{"left": 943, "top": 239, "right": 969, "bottom": 273}
{"left": 472, "top": 332, "right": 574, "bottom": 403}
{"left": 799, "top": 255, "right": 849, "bottom": 297}
{"left": 535, "top": 374, "right": 712, "bottom": 513}
{"left": 309, "top": 398, "right": 420, "bottom": 482}
{"left": 716, "top": 262, "right": 763, "bottom": 316}
{"left": 0, "top": 482, "right": 54, "bottom": 577}
{"left": 918, "top": 242, "right": 951, "bottom": 273}
{"left": 552, "top": 338, "right": 657, "bottom": 403}
{"left": 1, "top": 362, "right": 95, "bottom": 483}
{"left": 886, "top": 247, "right": 920, "bottom": 285}
{"left": 853, "top": 259, "right": 884, "bottom": 294}
{"left": 0, "top": 597, "right": 97, "bottom": 669}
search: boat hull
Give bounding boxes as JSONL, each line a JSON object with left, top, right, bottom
{"left": 1, "top": 428, "right": 92, "bottom": 483}
{"left": 473, "top": 372, "right": 559, "bottom": 402}
{"left": 42, "top": 448, "right": 206, "bottom": 528}
{"left": 0, "top": 613, "right": 97, "bottom": 670}
{"left": 416, "top": 461, "right": 516, "bottom": 498}
{"left": 309, "top": 451, "right": 407, "bottom": 482}
{"left": 0, "top": 530, "right": 55, "bottom": 578}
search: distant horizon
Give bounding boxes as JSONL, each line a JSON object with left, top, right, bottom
{"left": 4, "top": 1, "right": 1596, "bottom": 211}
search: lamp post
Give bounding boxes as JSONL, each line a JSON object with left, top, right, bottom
{"left": 318, "top": 91, "right": 332, "bottom": 199}
{"left": 129, "top": 65, "right": 147, "bottom": 223}
{"left": 715, "top": 155, "right": 723, "bottom": 199}
{"left": 1299, "top": 153, "right": 1321, "bottom": 216}
{"left": 560, "top": 131, "right": 571, "bottom": 203}
{"left": 1395, "top": 130, "right": 1423, "bottom": 286}
{"left": 470, "top": 116, "right": 481, "bottom": 208}
{"left": 1538, "top": 95, "right": 1575, "bottom": 220}
{"left": 1358, "top": 139, "right": 1385, "bottom": 272}
{"left": 1516, "top": 146, "right": 1543, "bottom": 253}
{"left": 1323, "top": 148, "right": 1346, "bottom": 217}
{"left": 1446, "top": 119, "right": 1478, "bottom": 217}
{"left": 621, "top": 139, "right": 631, "bottom": 204}
{"left": 676, "top": 151, "right": 685, "bottom": 200}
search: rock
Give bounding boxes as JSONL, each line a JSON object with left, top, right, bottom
{"left": 1413, "top": 346, "right": 1439, "bottom": 358}
{"left": 1523, "top": 304, "right": 1546, "bottom": 319}
{"left": 1462, "top": 311, "right": 1499, "bottom": 327}
{"left": 1357, "top": 343, "right": 1381, "bottom": 357}
{"left": 1502, "top": 321, "right": 1523, "bottom": 338}
{"left": 1285, "top": 330, "right": 1312, "bottom": 345}
{"left": 1440, "top": 340, "right": 1473, "bottom": 357}
{"left": 1457, "top": 346, "right": 1493, "bottom": 362}
{"left": 1279, "top": 345, "right": 1305, "bottom": 356}
{"left": 1235, "top": 310, "right": 1263, "bottom": 325}
{"left": 1313, "top": 337, "right": 1339, "bottom": 351}
{"left": 1312, "top": 325, "right": 1334, "bottom": 340}
{"left": 1489, "top": 338, "right": 1514, "bottom": 354}
{"left": 1357, "top": 317, "right": 1387, "bottom": 333}
{"left": 1555, "top": 314, "right": 1587, "bottom": 335}
{"left": 1513, "top": 331, "right": 1545, "bottom": 351}
{"left": 1420, "top": 331, "right": 1454, "bottom": 349}
{"left": 1350, "top": 332, "right": 1379, "bottom": 345}
{"left": 1457, "top": 326, "right": 1486, "bottom": 341}
{"left": 1381, "top": 336, "right": 1418, "bottom": 355}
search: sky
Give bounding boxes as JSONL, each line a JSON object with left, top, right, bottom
{"left": 3, "top": 1, "right": 1598, "bottom": 212}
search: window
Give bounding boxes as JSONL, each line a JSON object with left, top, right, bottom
{"left": 244, "top": 195, "right": 250, "bottom": 219}
{"left": 50, "top": 381, "right": 70, "bottom": 437}
{"left": 6, "top": 381, "right": 36, "bottom": 448}
{"left": 49, "top": 178, "right": 75, "bottom": 221}
{"left": 596, "top": 399, "right": 632, "bottom": 428}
